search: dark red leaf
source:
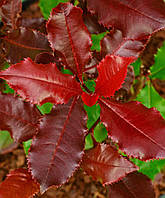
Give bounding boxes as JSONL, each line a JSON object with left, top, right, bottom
{"left": 99, "top": 98, "right": 165, "bottom": 160}
{"left": 0, "top": 168, "right": 40, "bottom": 198}
{"left": 87, "top": 0, "right": 165, "bottom": 57}
{"left": 87, "top": 0, "right": 165, "bottom": 37}
{"left": 0, "top": 58, "right": 82, "bottom": 105}
{"left": 82, "top": 144, "right": 137, "bottom": 185}
{"left": 0, "top": 0, "right": 22, "bottom": 30}
{"left": 47, "top": 3, "right": 92, "bottom": 76}
{"left": 35, "top": 52, "right": 56, "bottom": 64}
{"left": 21, "top": 17, "right": 46, "bottom": 33}
{"left": 81, "top": 92, "right": 99, "bottom": 107}
{"left": 101, "top": 30, "right": 148, "bottom": 58}
{"left": 2, "top": 27, "right": 51, "bottom": 64}
{"left": 108, "top": 172, "right": 155, "bottom": 198}
{"left": 83, "top": 12, "right": 105, "bottom": 34}
{"left": 0, "top": 93, "right": 41, "bottom": 142}
{"left": 28, "top": 97, "right": 87, "bottom": 193}
{"left": 95, "top": 55, "right": 135, "bottom": 97}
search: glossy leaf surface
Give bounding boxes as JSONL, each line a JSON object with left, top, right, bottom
{"left": 2, "top": 27, "right": 51, "bottom": 64}
{"left": 0, "top": 168, "right": 40, "bottom": 198}
{"left": 99, "top": 98, "right": 165, "bottom": 160}
{"left": 95, "top": 55, "right": 135, "bottom": 97}
{"left": 28, "top": 97, "right": 87, "bottom": 193}
{"left": 108, "top": 172, "right": 155, "bottom": 198}
{"left": 87, "top": 0, "right": 165, "bottom": 58}
{"left": 82, "top": 144, "right": 137, "bottom": 185}
{"left": 0, "top": 93, "right": 41, "bottom": 142}
{"left": 0, "top": 58, "right": 82, "bottom": 105}
{"left": 83, "top": 13, "right": 105, "bottom": 34}
{"left": 0, "top": 0, "right": 22, "bottom": 30}
{"left": 87, "top": 0, "right": 165, "bottom": 38}
{"left": 101, "top": 30, "right": 148, "bottom": 58}
{"left": 47, "top": 3, "right": 92, "bottom": 75}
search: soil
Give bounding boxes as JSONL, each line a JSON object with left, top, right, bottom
{"left": 0, "top": 1, "right": 165, "bottom": 198}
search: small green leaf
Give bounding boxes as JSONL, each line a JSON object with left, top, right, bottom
{"left": 23, "top": 139, "right": 32, "bottom": 155}
{"left": 84, "top": 80, "right": 96, "bottom": 93}
{"left": 151, "top": 42, "right": 165, "bottom": 80}
{"left": 131, "top": 158, "right": 165, "bottom": 180}
{"left": 136, "top": 81, "right": 165, "bottom": 118}
{"left": 85, "top": 134, "right": 94, "bottom": 150}
{"left": 2, "top": 83, "right": 14, "bottom": 94}
{"left": 61, "top": 67, "right": 73, "bottom": 75}
{"left": 74, "top": 0, "right": 79, "bottom": 6}
{"left": 0, "top": 131, "right": 13, "bottom": 151}
{"left": 84, "top": 103, "right": 101, "bottom": 129}
{"left": 91, "top": 32, "right": 107, "bottom": 51}
{"left": 131, "top": 58, "right": 141, "bottom": 76}
{"left": 37, "top": 102, "right": 53, "bottom": 115}
{"left": 39, "top": 0, "right": 69, "bottom": 20}
{"left": 94, "top": 123, "right": 107, "bottom": 142}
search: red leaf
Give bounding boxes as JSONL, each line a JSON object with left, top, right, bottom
{"left": 21, "top": 17, "right": 46, "bottom": 33}
{"left": 108, "top": 172, "right": 155, "bottom": 198}
{"left": 95, "top": 55, "right": 135, "bottom": 97}
{"left": 101, "top": 30, "right": 148, "bottom": 58}
{"left": 47, "top": 3, "right": 92, "bottom": 76}
{"left": 35, "top": 52, "right": 56, "bottom": 64}
{"left": 0, "top": 168, "right": 40, "bottom": 198}
{"left": 81, "top": 92, "right": 99, "bottom": 107}
{"left": 87, "top": 0, "right": 165, "bottom": 37}
{"left": 0, "top": 58, "right": 82, "bottom": 105}
{"left": 99, "top": 98, "right": 165, "bottom": 160}
{"left": 87, "top": 0, "right": 165, "bottom": 57}
{"left": 0, "top": 0, "right": 22, "bottom": 30}
{"left": 2, "top": 27, "right": 51, "bottom": 64}
{"left": 83, "top": 12, "right": 105, "bottom": 34}
{"left": 82, "top": 144, "right": 137, "bottom": 185}
{"left": 0, "top": 93, "right": 41, "bottom": 142}
{"left": 28, "top": 97, "right": 87, "bottom": 193}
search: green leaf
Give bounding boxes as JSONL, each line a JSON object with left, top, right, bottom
{"left": 0, "top": 131, "right": 14, "bottom": 151}
{"left": 84, "top": 103, "right": 101, "bottom": 129}
{"left": 94, "top": 123, "right": 107, "bottom": 142}
{"left": 23, "top": 139, "right": 32, "bottom": 155}
{"left": 131, "top": 158, "right": 165, "bottom": 180}
{"left": 131, "top": 58, "right": 141, "bottom": 76}
{"left": 61, "top": 67, "right": 73, "bottom": 75}
{"left": 85, "top": 134, "right": 94, "bottom": 150}
{"left": 37, "top": 103, "right": 53, "bottom": 115}
{"left": 91, "top": 32, "right": 106, "bottom": 51}
{"left": 151, "top": 42, "right": 165, "bottom": 80}
{"left": 136, "top": 81, "right": 165, "bottom": 118}
{"left": 2, "top": 82, "right": 14, "bottom": 94}
{"left": 84, "top": 80, "right": 96, "bottom": 93}
{"left": 39, "top": 0, "right": 69, "bottom": 20}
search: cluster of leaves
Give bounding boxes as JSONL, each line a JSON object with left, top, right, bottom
{"left": 0, "top": 0, "right": 165, "bottom": 197}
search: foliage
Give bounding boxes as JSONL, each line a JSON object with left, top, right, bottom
{"left": 0, "top": 0, "right": 165, "bottom": 197}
